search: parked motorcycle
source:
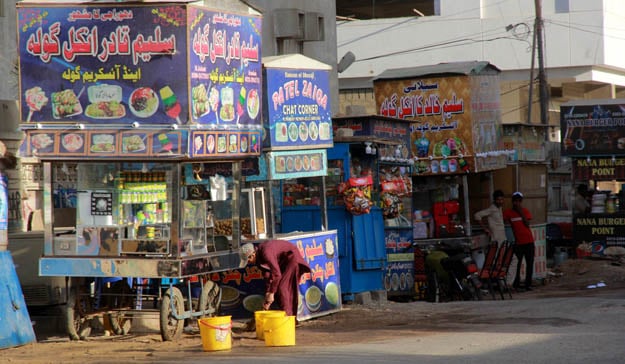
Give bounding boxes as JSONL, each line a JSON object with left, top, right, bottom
{"left": 441, "top": 253, "right": 482, "bottom": 301}
{"left": 425, "top": 250, "right": 482, "bottom": 302}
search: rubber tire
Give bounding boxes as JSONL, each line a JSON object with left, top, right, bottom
{"left": 160, "top": 287, "right": 185, "bottom": 341}
{"left": 107, "top": 280, "right": 133, "bottom": 335}
{"left": 197, "top": 280, "right": 221, "bottom": 319}
{"left": 469, "top": 277, "right": 483, "bottom": 301}
{"left": 109, "top": 311, "right": 133, "bottom": 335}
{"left": 65, "top": 285, "right": 92, "bottom": 341}
{"left": 426, "top": 270, "right": 441, "bottom": 303}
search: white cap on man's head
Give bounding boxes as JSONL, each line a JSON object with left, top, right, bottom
{"left": 512, "top": 191, "right": 524, "bottom": 199}
{"left": 239, "top": 243, "right": 255, "bottom": 268}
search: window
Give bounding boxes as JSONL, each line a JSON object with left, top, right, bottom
{"left": 555, "top": 0, "right": 569, "bottom": 14}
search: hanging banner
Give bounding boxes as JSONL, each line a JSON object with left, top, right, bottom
{"left": 17, "top": 4, "right": 262, "bottom": 128}
{"left": 561, "top": 101, "right": 625, "bottom": 156}
{"left": 573, "top": 157, "right": 625, "bottom": 181}
{"left": 188, "top": 7, "right": 262, "bottom": 126}
{"left": 264, "top": 68, "right": 333, "bottom": 150}
{"left": 374, "top": 71, "right": 505, "bottom": 174}
{"left": 574, "top": 215, "right": 625, "bottom": 246}
{"left": 20, "top": 129, "right": 188, "bottom": 158}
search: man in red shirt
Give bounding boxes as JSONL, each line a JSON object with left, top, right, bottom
{"left": 503, "top": 192, "right": 535, "bottom": 291}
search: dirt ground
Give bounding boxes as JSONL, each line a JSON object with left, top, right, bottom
{"left": 4, "top": 256, "right": 625, "bottom": 363}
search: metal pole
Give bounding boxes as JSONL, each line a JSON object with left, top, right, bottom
{"left": 527, "top": 21, "right": 537, "bottom": 124}
{"left": 535, "top": 0, "right": 549, "bottom": 125}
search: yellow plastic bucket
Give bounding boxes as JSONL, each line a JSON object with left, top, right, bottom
{"left": 198, "top": 316, "right": 232, "bottom": 351}
{"left": 254, "top": 310, "right": 286, "bottom": 339}
{"left": 263, "top": 315, "right": 296, "bottom": 347}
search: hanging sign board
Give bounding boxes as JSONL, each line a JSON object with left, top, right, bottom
{"left": 373, "top": 62, "right": 506, "bottom": 174}
{"left": 17, "top": 4, "right": 262, "bottom": 128}
{"left": 561, "top": 100, "right": 625, "bottom": 156}
{"left": 20, "top": 129, "right": 188, "bottom": 158}
{"left": 263, "top": 55, "right": 333, "bottom": 150}
{"left": 267, "top": 149, "right": 327, "bottom": 180}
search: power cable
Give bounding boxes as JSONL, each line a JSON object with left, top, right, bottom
{"left": 338, "top": 0, "right": 515, "bottom": 47}
{"left": 354, "top": 34, "right": 530, "bottom": 62}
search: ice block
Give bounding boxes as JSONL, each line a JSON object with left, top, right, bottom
{"left": 159, "top": 86, "right": 182, "bottom": 124}
{"left": 158, "top": 133, "right": 173, "bottom": 152}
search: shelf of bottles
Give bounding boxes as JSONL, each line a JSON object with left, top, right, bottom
{"left": 117, "top": 171, "right": 171, "bottom": 241}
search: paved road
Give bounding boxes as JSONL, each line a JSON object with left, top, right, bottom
{"left": 10, "top": 289, "right": 625, "bottom": 363}
{"left": 158, "top": 291, "right": 625, "bottom": 363}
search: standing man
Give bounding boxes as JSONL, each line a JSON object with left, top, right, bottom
{"left": 503, "top": 191, "right": 535, "bottom": 291}
{"left": 239, "top": 240, "right": 311, "bottom": 316}
{"left": 474, "top": 190, "right": 507, "bottom": 245}
{"left": 573, "top": 184, "right": 590, "bottom": 215}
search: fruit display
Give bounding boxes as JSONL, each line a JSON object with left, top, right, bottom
{"left": 214, "top": 217, "right": 265, "bottom": 236}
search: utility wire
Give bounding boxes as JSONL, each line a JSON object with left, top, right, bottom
{"left": 338, "top": 0, "right": 515, "bottom": 46}
{"left": 354, "top": 34, "right": 530, "bottom": 62}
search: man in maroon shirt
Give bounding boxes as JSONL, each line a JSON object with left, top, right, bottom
{"left": 239, "top": 240, "right": 311, "bottom": 316}
{"left": 503, "top": 192, "right": 535, "bottom": 291}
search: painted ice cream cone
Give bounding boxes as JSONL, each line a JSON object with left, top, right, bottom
{"left": 25, "top": 86, "right": 48, "bottom": 122}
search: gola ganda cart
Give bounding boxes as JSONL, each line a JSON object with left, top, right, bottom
{"left": 17, "top": 2, "right": 264, "bottom": 340}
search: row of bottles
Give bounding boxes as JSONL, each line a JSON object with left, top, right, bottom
{"left": 119, "top": 183, "right": 168, "bottom": 204}
{"left": 119, "top": 171, "right": 167, "bottom": 183}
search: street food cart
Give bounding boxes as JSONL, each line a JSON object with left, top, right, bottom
{"left": 373, "top": 61, "right": 510, "bottom": 297}
{"left": 212, "top": 54, "right": 341, "bottom": 320}
{"left": 562, "top": 99, "right": 625, "bottom": 252}
{"left": 17, "top": 2, "right": 263, "bottom": 340}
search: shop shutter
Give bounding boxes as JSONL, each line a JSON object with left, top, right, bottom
{"left": 351, "top": 207, "right": 386, "bottom": 270}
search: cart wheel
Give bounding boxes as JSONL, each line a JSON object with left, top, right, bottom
{"left": 198, "top": 280, "right": 221, "bottom": 318}
{"left": 108, "top": 280, "right": 133, "bottom": 335}
{"left": 65, "top": 285, "right": 93, "bottom": 340}
{"left": 160, "top": 286, "right": 185, "bottom": 341}
{"left": 109, "top": 311, "right": 133, "bottom": 335}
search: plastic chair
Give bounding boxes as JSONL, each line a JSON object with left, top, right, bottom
{"left": 492, "top": 242, "right": 515, "bottom": 299}
{"left": 478, "top": 241, "right": 500, "bottom": 300}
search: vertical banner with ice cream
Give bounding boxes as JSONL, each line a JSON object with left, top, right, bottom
{"left": 187, "top": 8, "right": 262, "bottom": 127}
{"left": 17, "top": 4, "right": 189, "bottom": 125}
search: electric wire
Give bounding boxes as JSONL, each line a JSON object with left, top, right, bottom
{"left": 338, "top": 0, "right": 515, "bottom": 45}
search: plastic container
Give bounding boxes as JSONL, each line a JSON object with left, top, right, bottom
{"left": 254, "top": 310, "right": 286, "bottom": 339}
{"left": 553, "top": 247, "right": 568, "bottom": 267}
{"left": 472, "top": 249, "right": 485, "bottom": 270}
{"left": 263, "top": 315, "right": 296, "bottom": 347}
{"left": 198, "top": 316, "right": 232, "bottom": 351}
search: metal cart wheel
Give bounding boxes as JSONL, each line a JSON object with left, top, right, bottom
{"left": 160, "top": 286, "right": 185, "bottom": 341}
{"left": 107, "top": 280, "right": 133, "bottom": 335}
{"left": 65, "top": 283, "right": 93, "bottom": 340}
{"left": 197, "top": 280, "right": 221, "bottom": 318}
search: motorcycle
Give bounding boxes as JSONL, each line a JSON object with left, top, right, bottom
{"left": 440, "top": 253, "right": 482, "bottom": 301}
{"left": 425, "top": 250, "right": 482, "bottom": 302}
